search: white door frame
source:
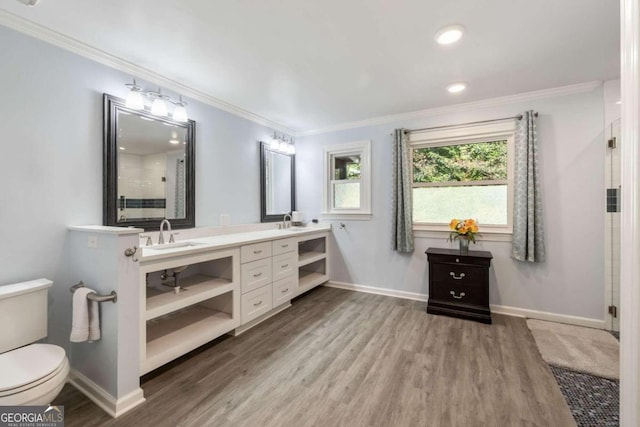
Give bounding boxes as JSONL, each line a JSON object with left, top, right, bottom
{"left": 620, "top": 0, "right": 640, "bottom": 425}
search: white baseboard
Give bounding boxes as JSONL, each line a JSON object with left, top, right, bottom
{"left": 490, "top": 304, "right": 606, "bottom": 329}
{"left": 324, "top": 281, "right": 606, "bottom": 329}
{"left": 69, "top": 370, "right": 145, "bottom": 418}
{"left": 325, "top": 281, "right": 428, "bottom": 302}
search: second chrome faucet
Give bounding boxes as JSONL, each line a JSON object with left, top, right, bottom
{"left": 158, "top": 219, "right": 175, "bottom": 244}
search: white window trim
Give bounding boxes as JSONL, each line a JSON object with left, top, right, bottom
{"left": 322, "top": 140, "right": 372, "bottom": 218}
{"left": 409, "top": 120, "right": 516, "bottom": 235}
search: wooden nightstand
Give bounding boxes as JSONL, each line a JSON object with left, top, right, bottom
{"left": 425, "top": 248, "right": 493, "bottom": 324}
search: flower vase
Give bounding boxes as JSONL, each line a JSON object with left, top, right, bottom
{"left": 458, "top": 237, "right": 469, "bottom": 254}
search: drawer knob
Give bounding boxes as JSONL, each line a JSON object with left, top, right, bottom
{"left": 253, "top": 250, "right": 262, "bottom": 254}
{"left": 253, "top": 272, "right": 262, "bottom": 278}
{"left": 449, "top": 272, "right": 466, "bottom": 280}
{"left": 450, "top": 291, "right": 466, "bottom": 299}
{"left": 253, "top": 300, "right": 263, "bottom": 307}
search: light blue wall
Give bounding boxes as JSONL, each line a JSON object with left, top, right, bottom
{"left": 297, "top": 88, "right": 606, "bottom": 321}
{"left": 0, "top": 25, "right": 276, "bottom": 347}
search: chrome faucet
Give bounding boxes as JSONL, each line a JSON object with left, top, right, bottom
{"left": 283, "top": 213, "right": 292, "bottom": 229}
{"left": 158, "top": 219, "right": 171, "bottom": 244}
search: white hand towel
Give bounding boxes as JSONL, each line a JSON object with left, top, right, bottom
{"left": 70, "top": 287, "right": 101, "bottom": 342}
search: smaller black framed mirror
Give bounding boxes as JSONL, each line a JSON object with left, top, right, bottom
{"left": 260, "top": 141, "right": 295, "bottom": 222}
{"left": 103, "top": 94, "right": 196, "bottom": 230}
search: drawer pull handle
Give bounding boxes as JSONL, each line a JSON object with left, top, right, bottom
{"left": 253, "top": 272, "right": 262, "bottom": 278}
{"left": 253, "top": 250, "right": 262, "bottom": 254}
{"left": 282, "top": 244, "right": 289, "bottom": 248}
{"left": 281, "top": 264, "right": 289, "bottom": 268}
{"left": 281, "top": 288, "right": 289, "bottom": 293}
{"left": 450, "top": 291, "right": 466, "bottom": 299}
{"left": 449, "top": 272, "right": 466, "bottom": 280}
{"left": 253, "top": 300, "right": 263, "bottom": 307}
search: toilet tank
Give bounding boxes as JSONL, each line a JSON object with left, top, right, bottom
{"left": 0, "top": 279, "right": 53, "bottom": 354}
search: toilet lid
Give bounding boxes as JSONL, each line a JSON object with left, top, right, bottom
{"left": 0, "top": 344, "right": 66, "bottom": 392}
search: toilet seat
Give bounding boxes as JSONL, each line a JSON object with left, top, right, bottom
{"left": 0, "top": 344, "right": 68, "bottom": 403}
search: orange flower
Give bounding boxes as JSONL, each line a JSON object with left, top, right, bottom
{"left": 449, "top": 219, "right": 459, "bottom": 230}
{"left": 458, "top": 226, "right": 468, "bottom": 234}
{"left": 464, "top": 219, "right": 476, "bottom": 227}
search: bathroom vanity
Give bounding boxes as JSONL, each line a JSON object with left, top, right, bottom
{"left": 137, "top": 226, "right": 330, "bottom": 375}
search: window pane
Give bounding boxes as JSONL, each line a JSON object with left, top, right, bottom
{"left": 333, "top": 181, "right": 360, "bottom": 209}
{"left": 333, "top": 155, "right": 361, "bottom": 180}
{"left": 413, "top": 185, "right": 507, "bottom": 225}
{"left": 413, "top": 141, "right": 507, "bottom": 183}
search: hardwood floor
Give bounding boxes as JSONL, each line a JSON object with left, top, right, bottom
{"left": 54, "top": 286, "right": 576, "bottom": 427}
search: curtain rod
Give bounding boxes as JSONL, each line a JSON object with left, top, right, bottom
{"left": 404, "top": 112, "right": 538, "bottom": 134}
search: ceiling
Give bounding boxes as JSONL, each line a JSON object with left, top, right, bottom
{"left": 0, "top": 0, "right": 620, "bottom": 132}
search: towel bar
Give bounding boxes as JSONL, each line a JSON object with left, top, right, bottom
{"left": 70, "top": 281, "right": 117, "bottom": 303}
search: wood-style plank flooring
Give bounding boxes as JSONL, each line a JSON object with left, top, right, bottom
{"left": 54, "top": 286, "right": 576, "bottom": 427}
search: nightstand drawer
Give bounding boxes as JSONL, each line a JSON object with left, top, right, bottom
{"left": 431, "top": 263, "right": 485, "bottom": 287}
{"left": 430, "top": 281, "right": 486, "bottom": 308}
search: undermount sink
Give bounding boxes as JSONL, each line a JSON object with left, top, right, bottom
{"left": 145, "top": 241, "right": 203, "bottom": 251}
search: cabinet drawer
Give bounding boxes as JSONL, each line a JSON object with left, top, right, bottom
{"left": 272, "top": 237, "right": 297, "bottom": 256}
{"left": 272, "top": 276, "right": 298, "bottom": 307}
{"left": 241, "top": 285, "right": 273, "bottom": 324}
{"left": 272, "top": 252, "right": 297, "bottom": 282}
{"left": 430, "top": 281, "right": 486, "bottom": 307}
{"left": 241, "top": 241, "right": 272, "bottom": 264}
{"left": 431, "top": 263, "right": 485, "bottom": 287}
{"left": 241, "top": 258, "right": 272, "bottom": 294}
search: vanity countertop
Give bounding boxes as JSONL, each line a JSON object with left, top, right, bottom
{"left": 140, "top": 224, "right": 331, "bottom": 262}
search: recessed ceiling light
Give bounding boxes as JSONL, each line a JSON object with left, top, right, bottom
{"left": 616, "top": 100, "right": 622, "bottom": 105}
{"left": 446, "top": 83, "right": 467, "bottom": 93}
{"left": 169, "top": 139, "right": 180, "bottom": 144}
{"left": 435, "top": 25, "right": 465, "bottom": 45}
{"left": 119, "top": 146, "right": 125, "bottom": 151}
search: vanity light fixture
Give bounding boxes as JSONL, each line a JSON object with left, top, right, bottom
{"left": 125, "top": 79, "right": 145, "bottom": 110}
{"left": 266, "top": 132, "right": 295, "bottom": 154}
{"left": 149, "top": 89, "right": 169, "bottom": 117}
{"left": 446, "top": 82, "right": 467, "bottom": 93}
{"left": 435, "top": 25, "right": 465, "bottom": 45}
{"left": 124, "top": 79, "right": 190, "bottom": 121}
{"left": 172, "top": 96, "right": 188, "bottom": 122}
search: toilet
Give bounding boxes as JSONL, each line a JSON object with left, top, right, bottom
{"left": 0, "top": 279, "right": 69, "bottom": 405}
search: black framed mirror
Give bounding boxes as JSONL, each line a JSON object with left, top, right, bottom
{"left": 103, "top": 94, "right": 196, "bottom": 230}
{"left": 260, "top": 141, "right": 295, "bottom": 222}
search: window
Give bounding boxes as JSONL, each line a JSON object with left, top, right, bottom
{"left": 410, "top": 121, "right": 515, "bottom": 235}
{"left": 322, "top": 140, "right": 371, "bottom": 218}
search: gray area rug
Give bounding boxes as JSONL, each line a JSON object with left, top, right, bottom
{"left": 526, "top": 319, "right": 619, "bottom": 380}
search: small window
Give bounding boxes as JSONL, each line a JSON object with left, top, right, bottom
{"left": 322, "top": 141, "right": 371, "bottom": 218}
{"left": 410, "top": 121, "right": 515, "bottom": 234}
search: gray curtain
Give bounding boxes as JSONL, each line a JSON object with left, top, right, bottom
{"left": 175, "top": 159, "right": 186, "bottom": 218}
{"left": 392, "top": 129, "right": 414, "bottom": 253}
{"left": 512, "top": 111, "right": 545, "bottom": 262}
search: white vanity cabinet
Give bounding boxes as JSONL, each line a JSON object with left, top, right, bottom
{"left": 138, "top": 227, "right": 330, "bottom": 375}
{"left": 139, "top": 249, "right": 241, "bottom": 375}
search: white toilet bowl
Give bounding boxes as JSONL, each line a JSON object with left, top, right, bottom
{"left": 0, "top": 344, "right": 69, "bottom": 405}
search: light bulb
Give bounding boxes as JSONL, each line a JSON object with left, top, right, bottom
{"left": 435, "top": 25, "right": 465, "bottom": 45}
{"left": 287, "top": 144, "right": 296, "bottom": 155}
{"left": 125, "top": 79, "right": 145, "bottom": 110}
{"left": 446, "top": 83, "right": 467, "bottom": 93}
{"left": 151, "top": 97, "right": 168, "bottom": 116}
{"left": 173, "top": 104, "right": 188, "bottom": 122}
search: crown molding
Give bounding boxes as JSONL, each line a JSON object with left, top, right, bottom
{"left": 296, "top": 80, "right": 603, "bottom": 137}
{"left": 0, "top": 10, "right": 295, "bottom": 135}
